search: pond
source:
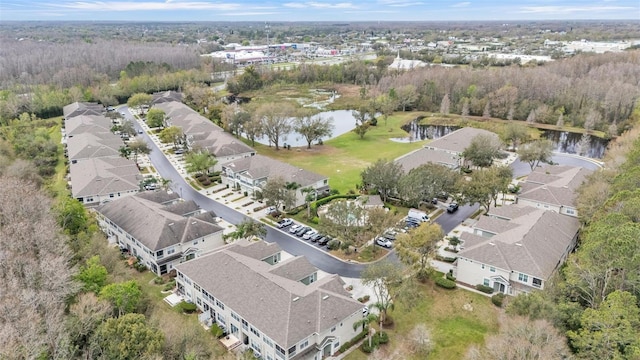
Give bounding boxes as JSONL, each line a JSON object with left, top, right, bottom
{"left": 402, "top": 121, "right": 609, "bottom": 159}
{"left": 254, "top": 110, "right": 359, "bottom": 148}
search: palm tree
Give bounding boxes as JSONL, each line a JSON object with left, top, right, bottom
{"left": 301, "top": 187, "right": 317, "bottom": 219}
{"left": 372, "top": 301, "right": 394, "bottom": 332}
{"left": 160, "top": 178, "right": 172, "bottom": 191}
{"left": 224, "top": 219, "right": 267, "bottom": 242}
{"left": 353, "top": 312, "right": 379, "bottom": 348}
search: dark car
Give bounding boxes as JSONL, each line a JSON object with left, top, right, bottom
{"left": 447, "top": 203, "right": 459, "bottom": 213}
{"left": 431, "top": 198, "right": 438, "bottom": 205}
{"left": 318, "top": 236, "right": 331, "bottom": 246}
{"left": 295, "top": 227, "right": 310, "bottom": 237}
{"left": 309, "top": 233, "right": 322, "bottom": 242}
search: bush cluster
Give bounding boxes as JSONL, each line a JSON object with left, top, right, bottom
{"left": 491, "top": 293, "right": 506, "bottom": 307}
{"left": 210, "top": 323, "right": 225, "bottom": 338}
{"left": 338, "top": 330, "right": 367, "bottom": 354}
{"left": 475, "top": 284, "right": 494, "bottom": 294}
{"left": 361, "top": 331, "right": 390, "bottom": 353}
{"left": 180, "top": 301, "right": 197, "bottom": 314}
{"left": 357, "top": 295, "right": 370, "bottom": 303}
{"left": 435, "top": 277, "right": 456, "bottom": 289}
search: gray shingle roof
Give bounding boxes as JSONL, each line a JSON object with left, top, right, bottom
{"left": 426, "top": 127, "right": 500, "bottom": 154}
{"left": 96, "top": 195, "right": 223, "bottom": 251}
{"left": 65, "top": 115, "right": 113, "bottom": 136}
{"left": 63, "top": 102, "right": 104, "bottom": 119}
{"left": 227, "top": 240, "right": 281, "bottom": 261}
{"left": 70, "top": 157, "right": 141, "bottom": 198}
{"left": 135, "top": 190, "right": 180, "bottom": 204}
{"left": 395, "top": 147, "right": 459, "bottom": 172}
{"left": 175, "top": 242, "right": 363, "bottom": 348}
{"left": 66, "top": 132, "right": 123, "bottom": 161}
{"left": 154, "top": 101, "right": 254, "bottom": 159}
{"left": 162, "top": 200, "right": 201, "bottom": 216}
{"left": 519, "top": 165, "right": 593, "bottom": 207}
{"left": 458, "top": 205, "right": 579, "bottom": 279}
{"left": 152, "top": 90, "right": 183, "bottom": 104}
{"left": 224, "top": 154, "right": 327, "bottom": 187}
{"left": 268, "top": 256, "right": 317, "bottom": 282}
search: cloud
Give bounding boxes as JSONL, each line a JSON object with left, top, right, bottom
{"left": 377, "top": 0, "right": 423, "bottom": 6}
{"left": 225, "top": 11, "right": 281, "bottom": 16}
{"left": 49, "top": 1, "right": 245, "bottom": 11}
{"left": 451, "top": 1, "right": 470, "bottom": 7}
{"left": 283, "top": 2, "right": 356, "bottom": 9}
{"left": 518, "top": 5, "right": 634, "bottom": 14}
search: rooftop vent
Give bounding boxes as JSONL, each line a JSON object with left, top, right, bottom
{"left": 168, "top": 223, "right": 174, "bottom": 226}
{"left": 322, "top": 295, "right": 329, "bottom": 300}
{"left": 293, "top": 297, "right": 300, "bottom": 302}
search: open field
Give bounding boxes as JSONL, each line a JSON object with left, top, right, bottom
{"left": 254, "top": 111, "right": 425, "bottom": 194}
{"left": 345, "top": 279, "right": 499, "bottom": 360}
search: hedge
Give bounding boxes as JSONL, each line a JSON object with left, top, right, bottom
{"left": 179, "top": 301, "right": 197, "bottom": 313}
{"left": 210, "top": 323, "right": 225, "bottom": 338}
{"left": 435, "top": 254, "right": 457, "bottom": 263}
{"left": 338, "top": 330, "right": 367, "bottom": 354}
{"left": 435, "top": 277, "right": 456, "bottom": 289}
{"left": 476, "top": 284, "right": 494, "bottom": 294}
{"left": 310, "top": 194, "right": 359, "bottom": 214}
{"left": 491, "top": 293, "right": 506, "bottom": 307}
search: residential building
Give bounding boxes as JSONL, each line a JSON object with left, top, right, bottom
{"left": 96, "top": 192, "right": 225, "bottom": 275}
{"left": 175, "top": 240, "right": 365, "bottom": 360}
{"left": 455, "top": 204, "right": 579, "bottom": 295}
{"left": 69, "top": 156, "right": 141, "bottom": 205}
{"left": 221, "top": 154, "right": 329, "bottom": 209}
{"left": 153, "top": 101, "right": 255, "bottom": 169}
{"left": 395, "top": 127, "right": 500, "bottom": 172}
{"left": 65, "top": 131, "right": 123, "bottom": 162}
{"left": 63, "top": 102, "right": 104, "bottom": 119}
{"left": 517, "top": 165, "right": 593, "bottom": 217}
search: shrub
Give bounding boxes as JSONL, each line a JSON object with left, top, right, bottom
{"left": 435, "top": 277, "right": 456, "bottom": 289}
{"left": 476, "top": 284, "right": 494, "bottom": 294}
{"left": 375, "top": 331, "right": 389, "bottom": 344}
{"left": 446, "top": 270, "right": 456, "bottom": 281}
{"left": 338, "top": 330, "right": 367, "bottom": 354}
{"left": 200, "top": 178, "right": 211, "bottom": 186}
{"left": 327, "top": 239, "right": 341, "bottom": 250}
{"left": 362, "top": 295, "right": 370, "bottom": 302}
{"left": 163, "top": 281, "right": 175, "bottom": 292}
{"left": 435, "top": 255, "right": 457, "bottom": 263}
{"left": 210, "top": 323, "right": 225, "bottom": 338}
{"left": 134, "top": 262, "right": 147, "bottom": 272}
{"left": 360, "top": 341, "right": 374, "bottom": 353}
{"left": 243, "top": 191, "right": 248, "bottom": 196}
{"left": 180, "top": 301, "right": 197, "bottom": 314}
{"left": 492, "top": 293, "right": 506, "bottom": 307}
{"left": 311, "top": 216, "right": 319, "bottom": 224}
{"left": 153, "top": 276, "right": 164, "bottom": 285}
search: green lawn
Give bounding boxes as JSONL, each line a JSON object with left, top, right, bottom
{"left": 344, "top": 280, "right": 499, "bottom": 360}
{"left": 254, "top": 112, "right": 425, "bottom": 194}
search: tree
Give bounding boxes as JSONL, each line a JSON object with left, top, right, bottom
{"left": 56, "top": 196, "right": 88, "bottom": 236}
{"left": 379, "top": 94, "right": 397, "bottom": 126}
{"left": 222, "top": 106, "right": 250, "bottom": 138}
{"left": 468, "top": 315, "right": 572, "bottom": 360}
{"left": 225, "top": 219, "right": 266, "bottom": 241}
{"left": 119, "top": 145, "right": 132, "bottom": 159}
{"left": 361, "top": 159, "right": 403, "bottom": 202}
{"left": 517, "top": 139, "right": 554, "bottom": 170}
{"left": 503, "top": 122, "right": 529, "bottom": 150}
{"left": 319, "top": 199, "right": 366, "bottom": 246}
{"left": 462, "top": 134, "right": 502, "bottom": 168}
{"left": 352, "top": 105, "right": 374, "bottom": 140}
{"left": 120, "top": 120, "right": 137, "bottom": 138}
{"left": 260, "top": 176, "right": 297, "bottom": 212}
{"left": 256, "top": 103, "right": 293, "bottom": 150}
{"left": 146, "top": 108, "right": 166, "bottom": 128}
{"left": 526, "top": 109, "right": 537, "bottom": 125}
{"left": 577, "top": 132, "right": 592, "bottom": 156}
{"left": 394, "top": 222, "right": 444, "bottom": 280}
{"left": 459, "top": 166, "right": 513, "bottom": 213}
{"left": 461, "top": 98, "right": 470, "bottom": 117}
{"left": 396, "top": 84, "right": 417, "bottom": 111}
{"left": 568, "top": 291, "right": 640, "bottom": 359}
{"left": 293, "top": 110, "right": 333, "bottom": 149}
{"left": 90, "top": 313, "right": 164, "bottom": 360}
{"left": 127, "top": 93, "right": 152, "bottom": 114}
{"left": 482, "top": 100, "right": 491, "bottom": 119}
{"left": 583, "top": 108, "right": 600, "bottom": 132}
{"left": 440, "top": 93, "right": 450, "bottom": 115}
{"left": 353, "top": 313, "right": 379, "bottom": 348}
{"left": 361, "top": 260, "right": 403, "bottom": 329}
{"left": 185, "top": 151, "right": 217, "bottom": 176}
{"left": 397, "top": 163, "right": 461, "bottom": 208}
{"left": 67, "top": 293, "right": 113, "bottom": 357}
{"left": 0, "top": 177, "right": 78, "bottom": 360}
{"left": 408, "top": 324, "right": 434, "bottom": 357}
{"left": 556, "top": 112, "right": 565, "bottom": 128}
{"left": 76, "top": 256, "right": 108, "bottom": 294}
{"left": 242, "top": 116, "right": 263, "bottom": 147}
{"left": 301, "top": 187, "right": 316, "bottom": 219}
{"left": 127, "top": 138, "right": 152, "bottom": 165}
{"left": 159, "top": 125, "right": 184, "bottom": 149}
{"left": 99, "top": 280, "right": 143, "bottom": 316}
{"left": 227, "top": 65, "right": 263, "bottom": 93}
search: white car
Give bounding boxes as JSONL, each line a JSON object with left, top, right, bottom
{"left": 265, "top": 206, "right": 277, "bottom": 214}
{"left": 289, "top": 224, "right": 302, "bottom": 233}
{"left": 277, "top": 218, "right": 293, "bottom": 228}
{"left": 376, "top": 237, "right": 393, "bottom": 248}
{"left": 302, "top": 230, "right": 318, "bottom": 240}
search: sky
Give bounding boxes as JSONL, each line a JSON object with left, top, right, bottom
{"left": 1, "top": 0, "right": 639, "bottom": 22}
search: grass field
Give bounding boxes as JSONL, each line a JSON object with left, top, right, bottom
{"left": 345, "top": 279, "right": 499, "bottom": 360}
{"left": 253, "top": 111, "right": 425, "bottom": 194}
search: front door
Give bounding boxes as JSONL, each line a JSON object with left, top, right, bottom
{"left": 493, "top": 282, "right": 506, "bottom": 293}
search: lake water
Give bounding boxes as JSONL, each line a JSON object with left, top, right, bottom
{"left": 402, "top": 121, "right": 609, "bottom": 159}
{"left": 255, "top": 110, "right": 358, "bottom": 147}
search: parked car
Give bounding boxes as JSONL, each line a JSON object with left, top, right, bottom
{"left": 431, "top": 197, "right": 438, "bottom": 205}
{"left": 302, "top": 230, "right": 318, "bottom": 240}
{"left": 277, "top": 218, "right": 293, "bottom": 228}
{"left": 318, "top": 236, "right": 331, "bottom": 246}
{"left": 174, "top": 148, "right": 185, "bottom": 155}
{"left": 289, "top": 224, "right": 302, "bottom": 233}
{"left": 265, "top": 206, "right": 277, "bottom": 214}
{"left": 309, "top": 233, "right": 322, "bottom": 242}
{"left": 296, "top": 227, "right": 311, "bottom": 237}
{"left": 383, "top": 229, "right": 397, "bottom": 240}
{"left": 376, "top": 237, "right": 393, "bottom": 248}
{"left": 447, "top": 203, "right": 459, "bottom": 213}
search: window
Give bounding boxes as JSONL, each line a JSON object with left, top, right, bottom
{"left": 275, "top": 345, "right": 285, "bottom": 359}
{"left": 300, "top": 339, "right": 309, "bottom": 349}
{"left": 566, "top": 209, "right": 575, "bottom": 215}
{"left": 264, "top": 337, "right": 273, "bottom": 348}
{"left": 196, "top": 298, "right": 201, "bottom": 305}
{"left": 242, "top": 319, "right": 248, "bottom": 331}
{"left": 250, "top": 326, "right": 260, "bottom": 338}
{"left": 216, "top": 300, "right": 225, "bottom": 310}
{"left": 490, "top": 267, "right": 496, "bottom": 272}
{"left": 109, "top": 193, "right": 114, "bottom": 198}
{"left": 331, "top": 326, "right": 336, "bottom": 332}
{"left": 156, "top": 250, "right": 164, "bottom": 258}
{"left": 518, "top": 273, "right": 529, "bottom": 283}
{"left": 481, "top": 264, "right": 485, "bottom": 270}
{"left": 193, "top": 240, "right": 199, "bottom": 245}
{"left": 334, "top": 342, "right": 340, "bottom": 349}
{"left": 288, "top": 345, "right": 297, "bottom": 356}
{"left": 483, "top": 278, "right": 490, "bottom": 286}
{"left": 167, "top": 248, "right": 175, "bottom": 255}
{"left": 216, "top": 313, "right": 226, "bottom": 325}
{"left": 532, "top": 278, "right": 542, "bottom": 288}
{"left": 231, "top": 312, "right": 240, "bottom": 322}
{"left": 251, "top": 341, "right": 261, "bottom": 354}
{"left": 194, "top": 284, "right": 201, "bottom": 292}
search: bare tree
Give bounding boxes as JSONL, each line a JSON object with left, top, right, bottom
{"left": 293, "top": 109, "right": 333, "bottom": 149}
{"left": 556, "top": 112, "right": 564, "bottom": 128}
{"left": 439, "top": 93, "right": 450, "bottom": 115}
{"left": 0, "top": 176, "right": 79, "bottom": 359}
{"left": 255, "top": 103, "right": 294, "bottom": 150}
{"left": 408, "top": 324, "right": 434, "bottom": 357}
{"left": 461, "top": 98, "right": 470, "bottom": 117}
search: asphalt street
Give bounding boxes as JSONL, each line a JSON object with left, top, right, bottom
{"left": 123, "top": 106, "right": 601, "bottom": 278}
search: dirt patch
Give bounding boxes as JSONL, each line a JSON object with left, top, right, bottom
{"left": 333, "top": 84, "right": 360, "bottom": 97}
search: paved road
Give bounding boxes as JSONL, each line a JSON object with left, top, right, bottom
{"left": 124, "top": 105, "right": 599, "bottom": 278}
